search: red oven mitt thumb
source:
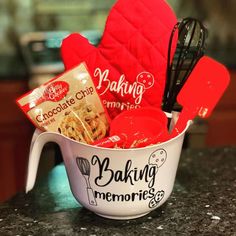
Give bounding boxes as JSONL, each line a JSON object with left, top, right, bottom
{"left": 61, "top": 0, "right": 177, "bottom": 118}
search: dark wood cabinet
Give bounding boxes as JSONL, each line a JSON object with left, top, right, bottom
{"left": 0, "top": 79, "right": 34, "bottom": 202}
{"left": 206, "top": 70, "right": 236, "bottom": 146}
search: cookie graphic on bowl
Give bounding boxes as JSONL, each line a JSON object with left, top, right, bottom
{"left": 148, "top": 148, "right": 167, "bottom": 168}
{"left": 149, "top": 190, "right": 165, "bottom": 208}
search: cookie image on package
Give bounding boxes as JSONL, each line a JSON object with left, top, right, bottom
{"left": 58, "top": 102, "right": 108, "bottom": 143}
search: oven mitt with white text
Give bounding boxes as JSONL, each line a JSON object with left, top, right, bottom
{"left": 61, "top": 0, "right": 177, "bottom": 118}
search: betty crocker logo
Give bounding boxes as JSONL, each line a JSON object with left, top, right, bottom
{"left": 76, "top": 149, "right": 167, "bottom": 208}
{"left": 43, "top": 81, "right": 69, "bottom": 102}
{"left": 94, "top": 68, "right": 155, "bottom": 105}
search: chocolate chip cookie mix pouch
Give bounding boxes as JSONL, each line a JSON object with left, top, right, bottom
{"left": 16, "top": 62, "right": 110, "bottom": 144}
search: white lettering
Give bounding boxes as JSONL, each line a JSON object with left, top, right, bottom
{"left": 94, "top": 68, "right": 145, "bottom": 105}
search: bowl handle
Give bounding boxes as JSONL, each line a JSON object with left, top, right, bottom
{"left": 26, "top": 129, "right": 62, "bottom": 193}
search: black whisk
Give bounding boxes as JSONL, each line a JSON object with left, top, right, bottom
{"left": 162, "top": 17, "right": 208, "bottom": 113}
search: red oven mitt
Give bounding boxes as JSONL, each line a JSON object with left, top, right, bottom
{"left": 61, "top": 0, "right": 177, "bottom": 118}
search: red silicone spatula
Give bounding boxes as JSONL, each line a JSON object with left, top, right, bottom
{"left": 171, "top": 56, "right": 230, "bottom": 137}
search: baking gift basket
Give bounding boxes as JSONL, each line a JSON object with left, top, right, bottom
{"left": 16, "top": 0, "right": 230, "bottom": 220}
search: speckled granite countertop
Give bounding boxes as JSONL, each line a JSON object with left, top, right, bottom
{"left": 0, "top": 148, "right": 236, "bottom": 235}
